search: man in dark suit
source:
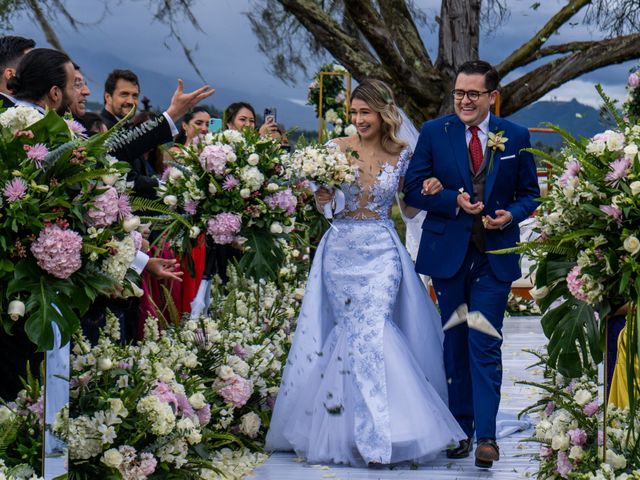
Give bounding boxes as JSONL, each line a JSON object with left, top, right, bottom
{"left": 0, "top": 35, "right": 35, "bottom": 108}
{"left": 404, "top": 60, "right": 539, "bottom": 468}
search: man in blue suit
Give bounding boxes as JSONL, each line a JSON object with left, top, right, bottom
{"left": 403, "top": 60, "right": 539, "bottom": 468}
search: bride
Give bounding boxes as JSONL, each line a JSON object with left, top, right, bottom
{"left": 265, "top": 79, "right": 465, "bottom": 466}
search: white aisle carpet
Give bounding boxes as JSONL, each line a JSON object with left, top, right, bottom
{"left": 251, "top": 315, "right": 545, "bottom": 480}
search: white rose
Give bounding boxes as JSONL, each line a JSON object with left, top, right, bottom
{"left": 218, "top": 365, "right": 234, "bottom": 380}
{"left": 267, "top": 183, "right": 279, "bottom": 192}
{"left": 189, "top": 226, "right": 201, "bottom": 239}
{"left": 294, "top": 287, "right": 305, "bottom": 300}
{"left": 239, "top": 412, "right": 261, "bottom": 438}
{"left": 247, "top": 153, "right": 260, "bottom": 166}
{"left": 574, "top": 388, "right": 592, "bottom": 406}
{"left": 0, "top": 405, "right": 15, "bottom": 424}
{"left": 586, "top": 140, "right": 606, "bottom": 156}
{"left": 529, "top": 286, "right": 549, "bottom": 300}
{"left": 551, "top": 434, "right": 570, "bottom": 451}
{"left": 123, "top": 216, "right": 141, "bottom": 232}
{"left": 623, "top": 236, "right": 640, "bottom": 255}
{"left": 101, "top": 173, "right": 119, "bottom": 185}
{"left": 630, "top": 181, "right": 640, "bottom": 196}
{"left": 270, "top": 222, "right": 283, "bottom": 234}
{"left": 208, "top": 183, "right": 217, "bottom": 195}
{"left": 189, "top": 392, "right": 206, "bottom": 410}
{"left": 101, "top": 448, "right": 123, "bottom": 468}
{"left": 227, "top": 151, "right": 237, "bottom": 163}
{"left": 163, "top": 195, "right": 178, "bottom": 206}
{"left": 169, "top": 168, "right": 184, "bottom": 182}
{"left": 240, "top": 188, "right": 251, "bottom": 199}
{"left": 7, "top": 300, "right": 25, "bottom": 321}
{"left": 569, "top": 445, "right": 584, "bottom": 460}
{"left": 187, "top": 429, "right": 202, "bottom": 444}
{"left": 624, "top": 143, "right": 638, "bottom": 161}
{"left": 98, "top": 358, "right": 113, "bottom": 371}
{"left": 606, "top": 131, "right": 625, "bottom": 151}
{"left": 606, "top": 450, "right": 627, "bottom": 470}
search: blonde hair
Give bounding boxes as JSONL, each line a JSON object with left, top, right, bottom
{"left": 351, "top": 78, "right": 406, "bottom": 154}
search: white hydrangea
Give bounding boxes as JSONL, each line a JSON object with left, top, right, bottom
{"left": 0, "top": 106, "right": 44, "bottom": 133}
{"left": 240, "top": 166, "right": 265, "bottom": 191}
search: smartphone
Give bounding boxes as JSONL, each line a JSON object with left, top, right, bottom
{"left": 264, "top": 107, "right": 277, "bottom": 124}
{"left": 208, "top": 118, "right": 222, "bottom": 133}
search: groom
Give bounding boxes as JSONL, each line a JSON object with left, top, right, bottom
{"left": 403, "top": 60, "right": 539, "bottom": 468}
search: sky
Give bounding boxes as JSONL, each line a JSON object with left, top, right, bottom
{"left": 4, "top": 0, "right": 636, "bottom": 125}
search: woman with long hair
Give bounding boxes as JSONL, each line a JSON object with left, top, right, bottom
{"left": 266, "top": 79, "right": 465, "bottom": 466}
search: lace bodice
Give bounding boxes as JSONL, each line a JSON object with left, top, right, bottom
{"left": 328, "top": 141, "right": 412, "bottom": 220}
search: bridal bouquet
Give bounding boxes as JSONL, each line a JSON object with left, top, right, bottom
{"left": 281, "top": 143, "right": 358, "bottom": 218}
{"left": 155, "top": 128, "right": 302, "bottom": 280}
{"left": 0, "top": 106, "right": 139, "bottom": 350}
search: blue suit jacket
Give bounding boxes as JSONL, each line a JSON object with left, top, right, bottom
{"left": 403, "top": 113, "right": 540, "bottom": 282}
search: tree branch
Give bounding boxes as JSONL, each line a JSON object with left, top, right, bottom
{"left": 500, "top": 33, "right": 640, "bottom": 116}
{"left": 377, "top": 0, "right": 432, "bottom": 68}
{"left": 497, "top": 0, "right": 590, "bottom": 77}
{"left": 26, "top": 0, "right": 65, "bottom": 52}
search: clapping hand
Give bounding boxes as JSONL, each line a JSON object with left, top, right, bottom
{"left": 457, "top": 191, "right": 484, "bottom": 215}
{"left": 482, "top": 210, "right": 513, "bottom": 230}
{"left": 166, "top": 79, "right": 215, "bottom": 123}
{"left": 145, "top": 257, "right": 184, "bottom": 282}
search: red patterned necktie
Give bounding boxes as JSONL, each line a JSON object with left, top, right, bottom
{"left": 468, "top": 126, "right": 483, "bottom": 174}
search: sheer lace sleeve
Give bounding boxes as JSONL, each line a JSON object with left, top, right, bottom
{"left": 399, "top": 146, "right": 412, "bottom": 177}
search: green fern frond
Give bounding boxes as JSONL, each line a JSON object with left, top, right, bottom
{"left": 596, "top": 84, "right": 625, "bottom": 128}
{"left": 131, "top": 197, "right": 192, "bottom": 228}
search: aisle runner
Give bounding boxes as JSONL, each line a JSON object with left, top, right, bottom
{"left": 253, "top": 315, "right": 545, "bottom": 480}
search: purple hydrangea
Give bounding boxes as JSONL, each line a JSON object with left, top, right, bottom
{"left": 264, "top": 188, "right": 297, "bottom": 215}
{"left": 207, "top": 212, "right": 241, "bottom": 244}
{"left": 184, "top": 199, "right": 199, "bottom": 215}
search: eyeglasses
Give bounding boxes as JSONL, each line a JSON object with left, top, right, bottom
{"left": 73, "top": 79, "right": 86, "bottom": 89}
{"left": 451, "top": 89, "right": 491, "bottom": 101}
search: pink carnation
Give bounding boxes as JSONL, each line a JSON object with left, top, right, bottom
{"left": 130, "top": 231, "right": 142, "bottom": 252}
{"left": 30, "top": 225, "right": 83, "bottom": 279}
{"left": 583, "top": 400, "right": 599, "bottom": 417}
{"left": 175, "top": 393, "right": 195, "bottom": 418}
{"left": 265, "top": 188, "right": 298, "bottom": 215}
{"left": 566, "top": 265, "right": 589, "bottom": 302}
{"left": 222, "top": 174, "right": 239, "bottom": 190}
{"left": 199, "top": 144, "right": 234, "bottom": 175}
{"left": 87, "top": 186, "right": 120, "bottom": 227}
{"left": 65, "top": 118, "right": 86, "bottom": 135}
{"left": 556, "top": 451, "right": 571, "bottom": 478}
{"left": 219, "top": 374, "right": 252, "bottom": 408}
{"left": 568, "top": 428, "right": 587, "bottom": 446}
{"left": 207, "top": 212, "right": 241, "bottom": 244}
{"left": 152, "top": 381, "right": 178, "bottom": 408}
{"left": 25, "top": 143, "right": 49, "bottom": 168}
{"left": 3, "top": 177, "right": 27, "bottom": 202}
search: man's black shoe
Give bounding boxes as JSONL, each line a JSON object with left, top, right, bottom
{"left": 446, "top": 437, "right": 473, "bottom": 459}
{"left": 475, "top": 438, "right": 499, "bottom": 468}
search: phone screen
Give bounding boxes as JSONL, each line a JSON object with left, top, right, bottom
{"left": 208, "top": 118, "right": 222, "bottom": 133}
{"left": 264, "top": 107, "right": 277, "bottom": 124}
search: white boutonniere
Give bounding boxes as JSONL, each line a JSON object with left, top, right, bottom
{"left": 487, "top": 130, "right": 508, "bottom": 172}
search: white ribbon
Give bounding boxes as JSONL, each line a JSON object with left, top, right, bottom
{"left": 308, "top": 182, "right": 345, "bottom": 219}
{"left": 442, "top": 303, "right": 502, "bottom": 339}
{"left": 190, "top": 278, "right": 212, "bottom": 319}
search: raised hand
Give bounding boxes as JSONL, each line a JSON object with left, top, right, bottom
{"left": 166, "top": 79, "right": 215, "bottom": 123}
{"left": 145, "top": 257, "right": 184, "bottom": 282}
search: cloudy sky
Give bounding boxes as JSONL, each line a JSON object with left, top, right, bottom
{"left": 6, "top": 0, "right": 636, "bottom": 123}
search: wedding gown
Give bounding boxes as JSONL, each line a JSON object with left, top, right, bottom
{"left": 265, "top": 143, "right": 466, "bottom": 466}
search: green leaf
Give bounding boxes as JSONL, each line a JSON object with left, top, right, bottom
{"left": 238, "top": 229, "right": 286, "bottom": 281}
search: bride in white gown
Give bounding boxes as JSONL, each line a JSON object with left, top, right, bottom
{"left": 265, "top": 79, "right": 466, "bottom": 466}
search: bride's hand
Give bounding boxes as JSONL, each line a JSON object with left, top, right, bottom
{"left": 421, "top": 177, "right": 443, "bottom": 195}
{"left": 315, "top": 187, "right": 334, "bottom": 206}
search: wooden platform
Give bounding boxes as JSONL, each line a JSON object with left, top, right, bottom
{"left": 251, "top": 315, "right": 546, "bottom": 479}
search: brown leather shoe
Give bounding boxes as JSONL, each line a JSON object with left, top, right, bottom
{"left": 475, "top": 438, "right": 499, "bottom": 468}
{"left": 446, "top": 437, "right": 473, "bottom": 459}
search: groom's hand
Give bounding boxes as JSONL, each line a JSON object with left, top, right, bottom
{"left": 457, "top": 192, "right": 484, "bottom": 215}
{"left": 483, "top": 209, "right": 513, "bottom": 230}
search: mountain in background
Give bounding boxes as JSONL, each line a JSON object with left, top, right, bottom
{"left": 71, "top": 46, "right": 607, "bottom": 144}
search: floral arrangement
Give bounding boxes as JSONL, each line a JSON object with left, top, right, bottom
{"left": 154, "top": 128, "right": 303, "bottom": 280}
{"left": 0, "top": 105, "right": 140, "bottom": 350}
{"left": 505, "top": 292, "right": 541, "bottom": 316}
{"left": 62, "top": 259, "right": 305, "bottom": 479}
{"left": 625, "top": 65, "right": 640, "bottom": 122}
{"left": 522, "top": 353, "right": 640, "bottom": 479}
{"left": 0, "top": 459, "right": 43, "bottom": 480}
{"left": 307, "top": 64, "right": 356, "bottom": 140}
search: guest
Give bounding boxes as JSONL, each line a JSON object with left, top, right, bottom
{"left": 224, "top": 101, "right": 279, "bottom": 138}
{"left": 174, "top": 105, "right": 211, "bottom": 145}
{"left": 81, "top": 112, "right": 108, "bottom": 135}
{"left": 70, "top": 63, "right": 90, "bottom": 122}
{"left": 0, "top": 35, "right": 35, "bottom": 108}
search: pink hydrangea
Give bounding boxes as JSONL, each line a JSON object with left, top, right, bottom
{"left": 152, "top": 381, "right": 178, "bottom": 408}
{"left": 222, "top": 174, "right": 239, "bottom": 190}
{"left": 3, "top": 177, "right": 27, "bottom": 202}
{"left": 25, "top": 143, "right": 49, "bottom": 168}
{"left": 31, "top": 225, "right": 83, "bottom": 279}
{"left": 568, "top": 428, "right": 587, "bottom": 446}
{"left": 196, "top": 403, "right": 212, "bottom": 426}
{"left": 605, "top": 158, "right": 631, "bottom": 186}
{"left": 219, "top": 374, "right": 252, "bottom": 408}
{"left": 265, "top": 188, "right": 297, "bottom": 215}
{"left": 175, "top": 393, "right": 195, "bottom": 418}
{"left": 184, "top": 199, "right": 199, "bottom": 215}
{"left": 87, "top": 186, "right": 120, "bottom": 227}
{"left": 566, "top": 266, "right": 589, "bottom": 302}
{"left": 199, "top": 144, "right": 234, "bottom": 175}
{"left": 556, "top": 451, "right": 571, "bottom": 478}
{"left": 207, "top": 212, "right": 241, "bottom": 244}
{"left": 583, "top": 400, "right": 599, "bottom": 417}
{"left": 118, "top": 446, "right": 157, "bottom": 479}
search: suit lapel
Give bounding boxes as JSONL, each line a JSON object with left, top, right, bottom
{"left": 447, "top": 118, "right": 473, "bottom": 194}
{"left": 484, "top": 114, "right": 503, "bottom": 204}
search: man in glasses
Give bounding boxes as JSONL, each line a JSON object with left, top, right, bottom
{"left": 403, "top": 60, "right": 539, "bottom": 468}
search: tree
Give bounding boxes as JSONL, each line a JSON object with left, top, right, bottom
{"left": 247, "top": 0, "right": 640, "bottom": 124}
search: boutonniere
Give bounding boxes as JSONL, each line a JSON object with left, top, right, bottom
{"left": 487, "top": 130, "right": 508, "bottom": 172}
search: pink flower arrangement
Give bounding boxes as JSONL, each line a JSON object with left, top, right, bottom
{"left": 87, "top": 186, "right": 120, "bottom": 227}
{"left": 199, "top": 144, "right": 234, "bottom": 175}
{"left": 265, "top": 188, "right": 298, "bottom": 215}
{"left": 2, "top": 177, "right": 27, "bottom": 202}
{"left": 566, "top": 266, "right": 589, "bottom": 302}
{"left": 605, "top": 158, "right": 631, "bottom": 186}
{"left": 218, "top": 374, "right": 252, "bottom": 408}
{"left": 25, "top": 142, "right": 49, "bottom": 168}
{"left": 567, "top": 428, "right": 587, "bottom": 446}
{"left": 207, "top": 212, "right": 241, "bottom": 244}
{"left": 30, "top": 224, "right": 83, "bottom": 279}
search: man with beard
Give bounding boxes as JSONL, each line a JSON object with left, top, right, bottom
{"left": 0, "top": 35, "right": 35, "bottom": 109}
{"left": 8, "top": 48, "right": 76, "bottom": 114}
